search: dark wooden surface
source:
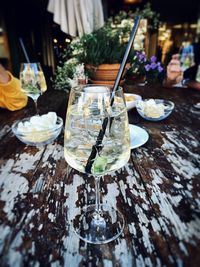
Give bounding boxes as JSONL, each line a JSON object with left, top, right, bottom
{"left": 0, "top": 84, "right": 200, "bottom": 267}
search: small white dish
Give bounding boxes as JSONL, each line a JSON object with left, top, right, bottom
{"left": 129, "top": 124, "right": 149, "bottom": 149}
{"left": 124, "top": 93, "right": 142, "bottom": 110}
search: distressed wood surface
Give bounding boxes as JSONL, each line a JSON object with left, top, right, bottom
{"left": 0, "top": 85, "right": 199, "bottom": 267}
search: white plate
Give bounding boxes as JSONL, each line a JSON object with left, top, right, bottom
{"left": 129, "top": 124, "right": 149, "bottom": 149}
{"left": 124, "top": 93, "right": 142, "bottom": 110}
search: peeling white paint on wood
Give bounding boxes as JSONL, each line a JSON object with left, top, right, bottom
{"left": 0, "top": 159, "right": 29, "bottom": 221}
{"left": 0, "top": 225, "right": 10, "bottom": 253}
{"left": 51, "top": 261, "right": 61, "bottom": 267}
{"left": 62, "top": 228, "right": 82, "bottom": 267}
{"left": 0, "top": 125, "right": 10, "bottom": 139}
{"left": 48, "top": 212, "right": 55, "bottom": 222}
{"left": 161, "top": 131, "right": 200, "bottom": 179}
{"left": 102, "top": 260, "right": 113, "bottom": 267}
{"left": 103, "top": 182, "right": 119, "bottom": 209}
{"left": 13, "top": 149, "right": 44, "bottom": 173}
{"left": 7, "top": 231, "right": 24, "bottom": 267}
{"left": 114, "top": 239, "right": 134, "bottom": 266}
{"left": 64, "top": 173, "right": 84, "bottom": 222}
{"left": 150, "top": 169, "right": 200, "bottom": 243}
{"left": 0, "top": 87, "right": 200, "bottom": 266}
{"left": 41, "top": 144, "right": 63, "bottom": 166}
{"left": 150, "top": 217, "right": 161, "bottom": 232}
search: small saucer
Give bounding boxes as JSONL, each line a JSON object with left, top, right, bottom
{"left": 129, "top": 124, "right": 149, "bottom": 149}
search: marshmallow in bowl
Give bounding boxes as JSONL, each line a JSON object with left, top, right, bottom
{"left": 17, "top": 112, "right": 58, "bottom": 142}
{"left": 137, "top": 99, "right": 165, "bottom": 118}
{"left": 30, "top": 112, "right": 57, "bottom": 130}
{"left": 17, "top": 112, "right": 57, "bottom": 132}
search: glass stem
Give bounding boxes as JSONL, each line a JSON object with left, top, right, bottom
{"left": 95, "top": 176, "right": 102, "bottom": 215}
{"left": 34, "top": 100, "right": 39, "bottom": 115}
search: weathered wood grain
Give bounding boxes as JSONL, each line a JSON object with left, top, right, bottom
{"left": 0, "top": 85, "right": 200, "bottom": 267}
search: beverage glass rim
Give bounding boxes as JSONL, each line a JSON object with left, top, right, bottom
{"left": 20, "top": 62, "right": 41, "bottom": 65}
{"left": 71, "top": 84, "right": 124, "bottom": 95}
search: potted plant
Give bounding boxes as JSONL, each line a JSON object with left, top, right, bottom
{"left": 127, "top": 52, "right": 164, "bottom": 85}
{"left": 53, "top": 3, "right": 160, "bottom": 89}
{"left": 69, "top": 26, "right": 132, "bottom": 84}
{"left": 144, "top": 55, "right": 164, "bottom": 84}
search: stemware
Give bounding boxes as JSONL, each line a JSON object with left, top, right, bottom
{"left": 64, "top": 84, "right": 130, "bottom": 244}
{"left": 190, "top": 102, "right": 200, "bottom": 115}
{"left": 190, "top": 66, "right": 200, "bottom": 114}
{"left": 20, "top": 63, "right": 47, "bottom": 114}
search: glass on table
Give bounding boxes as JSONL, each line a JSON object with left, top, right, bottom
{"left": 64, "top": 84, "right": 131, "bottom": 244}
{"left": 190, "top": 102, "right": 200, "bottom": 115}
{"left": 20, "top": 63, "right": 47, "bottom": 114}
{"left": 189, "top": 66, "right": 200, "bottom": 115}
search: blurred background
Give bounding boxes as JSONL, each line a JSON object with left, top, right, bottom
{"left": 0, "top": 0, "right": 200, "bottom": 78}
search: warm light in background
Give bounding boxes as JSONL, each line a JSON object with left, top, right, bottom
{"left": 173, "top": 24, "right": 182, "bottom": 29}
{"left": 53, "top": 38, "right": 58, "bottom": 43}
{"left": 124, "top": 0, "right": 142, "bottom": 4}
{"left": 197, "top": 18, "right": 200, "bottom": 34}
{"left": 190, "top": 24, "right": 197, "bottom": 29}
{"left": 65, "top": 38, "right": 71, "bottom": 43}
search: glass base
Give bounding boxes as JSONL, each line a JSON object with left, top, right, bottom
{"left": 73, "top": 204, "right": 124, "bottom": 244}
{"left": 190, "top": 105, "right": 200, "bottom": 115}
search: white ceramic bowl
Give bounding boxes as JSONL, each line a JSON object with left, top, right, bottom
{"left": 124, "top": 93, "right": 142, "bottom": 110}
{"left": 12, "top": 116, "right": 63, "bottom": 146}
{"left": 136, "top": 99, "right": 174, "bottom": 121}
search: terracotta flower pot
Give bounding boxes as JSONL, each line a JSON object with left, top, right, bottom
{"left": 86, "top": 63, "right": 130, "bottom": 83}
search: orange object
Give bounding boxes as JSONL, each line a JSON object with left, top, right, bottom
{"left": 86, "top": 64, "right": 129, "bottom": 81}
{"left": 0, "top": 72, "right": 28, "bottom": 111}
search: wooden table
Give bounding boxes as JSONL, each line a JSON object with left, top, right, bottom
{"left": 0, "top": 84, "right": 200, "bottom": 267}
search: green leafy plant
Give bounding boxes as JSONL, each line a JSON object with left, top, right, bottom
{"left": 70, "top": 27, "right": 130, "bottom": 66}
{"left": 52, "top": 58, "right": 78, "bottom": 91}
{"left": 109, "top": 2, "right": 160, "bottom": 31}
{"left": 53, "top": 2, "right": 160, "bottom": 90}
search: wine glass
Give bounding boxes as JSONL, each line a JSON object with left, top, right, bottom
{"left": 190, "top": 65, "right": 200, "bottom": 114}
{"left": 64, "top": 84, "right": 130, "bottom": 244}
{"left": 20, "top": 63, "right": 47, "bottom": 114}
{"left": 190, "top": 102, "right": 200, "bottom": 114}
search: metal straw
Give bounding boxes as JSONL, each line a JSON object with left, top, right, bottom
{"left": 85, "top": 16, "right": 141, "bottom": 173}
{"left": 19, "top": 38, "right": 30, "bottom": 63}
